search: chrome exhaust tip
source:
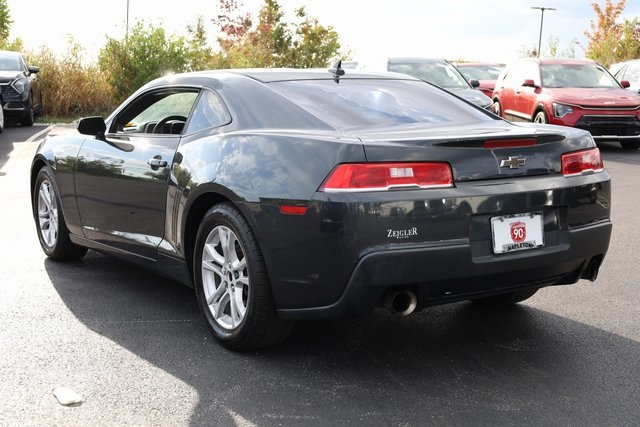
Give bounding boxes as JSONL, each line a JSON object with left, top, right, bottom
{"left": 383, "top": 290, "right": 418, "bottom": 316}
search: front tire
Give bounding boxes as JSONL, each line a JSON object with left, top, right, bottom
{"left": 493, "top": 99, "right": 502, "bottom": 117}
{"left": 533, "top": 110, "right": 548, "bottom": 124}
{"left": 620, "top": 141, "right": 640, "bottom": 150}
{"left": 21, "top": 94, "right": 34, "bottom": 127}
{"left": 194, "top": 203, "right": 292, "bottom": 351}
{"left": 33, "top": 167, "right": 88, "bottom": 261}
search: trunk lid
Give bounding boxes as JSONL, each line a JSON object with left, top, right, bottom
{"left": 357, "top": 121, "right": 590, "bottom": 182}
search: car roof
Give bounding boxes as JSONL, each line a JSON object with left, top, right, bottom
{"left": 611, "top": 58, "right": 640, "bottom": 68}
{"left": 150, "top": 68, "right": 420, "bottom": 86}
{"left": 386, "top": 57, "right": 450, "bottom": 64}
{"left": 0, "top": 50, "right": 23, "bottom": 57}
{"left": 454, "top": 62, "right": 504, "bottom": 67}
{"left": 520, "top": 58, "right": 599, "bottom": 66}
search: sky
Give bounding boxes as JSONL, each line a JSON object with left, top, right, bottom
{"left": 5, "top": 0, "right": 640, "bottom": 64}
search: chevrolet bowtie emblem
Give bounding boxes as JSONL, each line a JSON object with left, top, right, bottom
{"left": 500, "top": 156, "right": 526, "bottom": 169}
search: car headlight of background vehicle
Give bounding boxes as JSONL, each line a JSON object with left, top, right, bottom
{"left": 553, "top": 102, "right": 574, "bottom": 118}
{"left": 11, "top": 76, "right": 28, "bottom": 95}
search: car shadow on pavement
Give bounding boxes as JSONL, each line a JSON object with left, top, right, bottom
{"left": 597, "top": 140, "right": 640, "bottom": 166}
{"left": 44, "top": 251, "right": 640, "bottom": 426}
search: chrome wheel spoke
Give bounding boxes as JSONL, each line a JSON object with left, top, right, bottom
{"left": 232, "top": 285, "right": 246, "bottom": 321}
{"left": 202, "top": 258, "right": 223, "bottom": 276}
{"left": 213, "top": 292, "right": 231, "bottom": 322}
{"left": 231, "top": 257, "right": 246, "bottom": 271}
{"left": 206, "top": 282, "right": 227, "bottom": 306}
{"left": 201, "top": 224, "right": 250, "bottom": 331}
{"left": 203, "top": 241, "right": 225, "bottom": 266}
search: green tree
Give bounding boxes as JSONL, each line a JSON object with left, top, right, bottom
{"left": 98, "top": 21, "right": 190, "bottom": 103}
{"left": 212, "top": 0, "right": 343, "bottom": 68}
{"left": 289, "top": 7, "right": 341, "bottom": 68}
{"left": 584, "top": 0, "right": 640, "bottom": 67}
{"left": 185, "top": 16, "right": 215, "bottom": 71}
{"left": 547, "top": 35, "right": 559, "bottom": 58}
{"left": 0, "top": 0, "right": 12, "bottom": 47}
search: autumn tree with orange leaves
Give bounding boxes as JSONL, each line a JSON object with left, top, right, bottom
{"left": 584, "top": 0, "right": 640, "bottom": 67}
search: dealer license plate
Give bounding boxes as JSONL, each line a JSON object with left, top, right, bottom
{"left": 491, "top": 212, "right": 544, "bottom": 254}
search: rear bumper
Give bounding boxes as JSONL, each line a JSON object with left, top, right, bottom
{"left": 277, "top": 219, "right": 611, "bottom": 319}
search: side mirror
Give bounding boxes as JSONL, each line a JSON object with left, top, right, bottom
{"left": 469, "top": 79, "right": 480, "bottom": 88}
{"left": 522, "top": 79, "right": 536, "bottom": 88}
{"left": 620, "top": 80, "right": 631, "bottom": 88}
{"left": 77, "top": 116, "right": 106, "bottom": 137}
{"left": 27, "top": 66, "right": 40, "bottom": 75}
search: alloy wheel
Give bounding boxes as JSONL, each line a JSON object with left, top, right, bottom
{"left": 201, "top": 225, "right": 249, "bottom": 330}
{"left": 37, "top": 179, "right": 58, "bottom": 248}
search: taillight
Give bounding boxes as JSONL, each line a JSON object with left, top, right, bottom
{"left": 561, "top": 148, "right": 604, "bottom": 176}
{"left": 319, "top": 162, "right": 453, "bottom": 192}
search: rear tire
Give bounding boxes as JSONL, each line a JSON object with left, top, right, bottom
{"left": 470, "top": 288, "right": 538, "bottom": 306}
{"left": 33, "top": 166, "right": 88, "bottom": 261}
{"left": 620, "top": 141, "right": 640, "bottom": 150}
{"left": 193, "top": 203, "right": 292, "bottom": 351}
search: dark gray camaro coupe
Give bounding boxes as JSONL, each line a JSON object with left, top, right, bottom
{"left": 31, "top": 66, "right": 612, "bottom": 350}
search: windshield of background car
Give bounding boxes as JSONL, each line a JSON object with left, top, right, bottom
{"left": 0, "top": 56, "right": 21, "bottom": 71}
{"left": 387, "top": 61, "right": 470, "bottom": 90}
{"left": 541, "top": 64, "right": 621, "bottom": 88}
{"left": 270, "top": 79, "right": 493, "bottom": 131}
{"left": 621, "top": 64, "right": 640, "bottom": 83}
{"left": 458, "top": 65, "right": 503, "bottom": 80}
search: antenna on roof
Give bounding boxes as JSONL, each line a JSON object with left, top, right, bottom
{"left": 328, "top": 60, "right": 345, "bottom": 83}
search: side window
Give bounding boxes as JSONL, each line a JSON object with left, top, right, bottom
{"left": 186, "top": 90, "right": 231, "bottom": 134}
{"left": 525, "top": 62, "right": 541, "bottom": 86}
{"left": 112, "top": 89, "right": 199, "bottom": 135}
{"left": 504, "top": 63, "right": 525, "bottom": 87}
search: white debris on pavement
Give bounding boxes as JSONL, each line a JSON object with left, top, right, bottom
{"left": 53, "top": 386, "right": 84, "bottom": 406}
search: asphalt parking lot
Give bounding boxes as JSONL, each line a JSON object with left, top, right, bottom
{"left": 1, "top": 124, "right": 639, "bottom": 426}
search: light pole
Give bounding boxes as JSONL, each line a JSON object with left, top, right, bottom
{"left": 531, "top": 6, "right": 556, "bottom": 57}
{"left": 126, "top": 0, "right": 130, "bottom": 43}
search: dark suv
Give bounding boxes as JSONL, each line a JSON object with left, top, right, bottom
{"left": 0, "top": 50, "right": 42, "bottom": 126}
{"left": 492, "top": 58, "right": 640, "bottom": 150}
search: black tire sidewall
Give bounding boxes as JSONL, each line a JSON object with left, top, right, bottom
{"left": 193, "top": 204, "right": 262, "bottom": 345}
{"left": 21, "top": 94, "right": 34, "bottom": 126}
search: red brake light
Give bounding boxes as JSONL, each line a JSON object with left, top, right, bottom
{"left": 484, "top": 138, "right": 536, "bottom": 149}
{"left": 561, "top": 148, "right": 604, "bottom": 176}
{"left": 320, "top": 162, "right": 453, "bottom": 192}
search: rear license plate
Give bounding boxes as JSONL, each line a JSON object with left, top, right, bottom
{"left": 491, "top": 212, "right": 544, "bottom": 254}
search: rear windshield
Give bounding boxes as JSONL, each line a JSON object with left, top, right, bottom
{"left": 458, "top": 65, "right": 503, "bottom": 81}
{"left": 269, "top": 79, "right": 494, "bottom": 131}
{"left": 388, "top": 61, "right": 470, "bottom": 89}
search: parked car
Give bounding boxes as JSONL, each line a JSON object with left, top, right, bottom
{"left": 0, "top": 50, "right": 42, "bottom": 126}
{"left": 610, "top": 59, "right": 640, "bottom": 94}
{"left": 492, "top": 58, "right": 640, "bottom": 150}
{"left": 356, "top": 57, "right": 494, "bottom": 110}
{"left": 31, "top": 67, "right": 611, "bottom": 350}
{"left": 454, "top": 62, "right": 505, "bottom": 98}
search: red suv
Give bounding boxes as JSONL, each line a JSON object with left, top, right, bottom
{"left": 492, "top": 58, "right": 640, "bottom": 150}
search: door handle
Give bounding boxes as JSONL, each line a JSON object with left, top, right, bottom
{"left": 148, "top": 156, "right": 168, "bottom": 170}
